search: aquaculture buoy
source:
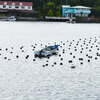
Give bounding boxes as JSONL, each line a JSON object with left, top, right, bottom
{"left": 22, "top": 50, "right": 24, "bottom": 52}
{"left": 73, "top": 56, "right": 75, "bottom": 58}
{"left": 10, "top": 52, "right": 13, "bottom": 54}
{"left": 86, "top": 54, "right": 88, "bottom": 56}
{"left": 5, "top": 48, "right": 8, "bottom": 51}
{"left": 75, "top": 49, "right": 77, "bottom": 51}
{"left": 97, "top": 48, "right": 99, "bottom": 50}
{"left": 95, "top": 57, "right": 97, "bottom": 60}
{"left": 70, "top": 53, "right": 72, "bottom": 55}
{"left": 8, "top": 59, "right": 11, "bottom": 61}
{"left": 54, "top": 62, "right": 56, "bottom": 65}
{"left": 52, "top": 65, "right": 54, "bottom": 67}
{"left": 88, "top": 56, "right": 92, "bottom": 58}
{"left": 79, "top": 58, "right": 83, "bottom": 61}
{"left": 59, "top": 54, "right": 61, "bottom": 57}
{"left": 61, "top": 58, "right": 63, "bottom": 60}
{"left": 33, "top": 59, "right": 35, "bottom": 61}
{"left": 16, "top": 55, "right": 19, "bottom": 58}
{"left": 60, "top": 63, "right": 63, "bottom": 65}
{"left": 25, "top": 55, "right": 29, "bottom": 59}
{"left": 89, "top": 50, "right": 91, "bottom": 52}
{"left": 4, "top": 57, "right": 7, "bottom": 59}
{"left": 46, "top": 64, "right": 48, "bottom": 66}
{"left": 80, "top": 51, "right": 82, "bottom": 53}
{"left": 68, "top": 60, "right": 73, "bottom": 63}
{"left": 88, "top": 59, "right": 90, "bottom": 62}
{"left": 43, "top": 65, "right": 45, "bottom": 67}
{"left": 86, "top": 47, "right": 88, "bottom": 49}
{"left": 80, "top": 62, "right": 83, "bottom": 65}
{"left": 71, "top": 65, "right": 75, "bottom": 68}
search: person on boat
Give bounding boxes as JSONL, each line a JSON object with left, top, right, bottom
{"left": 54, "top": 45, "right": 58, "bottom": 49}
{"left": 40, "top": 50, "right": 43, "bottom": 56}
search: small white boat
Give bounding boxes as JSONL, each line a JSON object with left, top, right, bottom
{"left": 8, "top": 16, "right": 16, "bottom": 21}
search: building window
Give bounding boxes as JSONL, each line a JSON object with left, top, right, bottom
{"left": 15, "top": 6, "right": 19, "bottom": 9}
{"left": 3, "top": 5, "right": 6, "bottom": 8}
{"left": 28, "top": 6, "right": 31, "bottom": 9}
{"left": 9, "top": 6, "right": 12, "bottom": 8}
{"left": 21, "top": 6, "right": 25, "bottom": 9}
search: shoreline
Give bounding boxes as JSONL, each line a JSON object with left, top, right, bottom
{"left": 0, "top": 16, "right": 100, "bottom": 23}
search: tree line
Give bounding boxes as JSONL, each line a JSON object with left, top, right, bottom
{"left": 1, "top": 0, "right": 100, "bottom": 17}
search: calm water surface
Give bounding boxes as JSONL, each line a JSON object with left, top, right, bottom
{"left": 0, "top": 22, "right": 100, "bottom": 100}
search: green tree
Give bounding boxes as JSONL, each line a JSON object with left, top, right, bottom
{"left": 47, "top": 10, "right": 53, "bottom": 16}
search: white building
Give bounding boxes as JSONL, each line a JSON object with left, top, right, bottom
{"left": 0, "top": 1, "right": 33, "bottom": 11}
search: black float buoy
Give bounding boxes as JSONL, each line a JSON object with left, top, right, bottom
{"left": 95, "top": 57, "right": 97, "bottom": 60}
{"left": 88, "top": 56, "right": 92, "bottom": 58}
{"left": 52, "top": 65, "right": 54, "bottom": 67}
{"left": 33, "top": 59, "right": 35, "bottom": 61}
{"left": 8, "top": 59, "right": 11, "bottom": 61}
{"left": 22, "top": 50, "right": 24, "bottom": 52}
{"left": 80, "top": 51, "right": 82, "bottom": 53}
{"left": 5, "top": 48, "right": 8, "bottom": 51}
{"left": 86, "top": 47, "right": 88, "bottom": 49}
{"left": 54, "top": 62, "right": 57, "bottom": 65}
{"left": 47, "top": 56, "right": 50, "bottom": 59}
{"left": 43, "top": 65, "right": 45, "bottom": 67}
{"left": 59, "top": 54, "right": 61, "bottom": 57}
{"left": 61, "top": 58, "right": 63, "bottom": 60}
{"left": 97, "top": 48, "right": 99, "bottom": 50}
{"left": 88, "top": 59, "right": 90, "bottom": 62}
{"left": 60, "top": 63, "right": 63, "bottom": 65}
{"left": 70, "top": 53, "right": 72, "bottom": 55}
{"left": 71, "top": 65, "right": 75, "bottom": 69}
{"left": 25, "top": 55, "right": 29, "bottom": 59}
{"left": 89, "top": 50, "right": 91, "bottom": 52}
{"left": 4, "top": 57, "right": 7, "bottom": 59}
{"left": 73, "top": 56, "right": 75, "bottom": 58}
{"left": 11, "top": 47, "right": 13, "bottom": 49}
{"left": 80, "top": 62, "right": 83, "bottom": 65}
{"left": 10, "top": 52, "right": 13, "bottom": 54}
{"left": 16, "top": 55, "right": 19, "bottom": 58}
{"left": 46, "top": 64, "right": 48, "bottom": 66}
{"left": 68, "top": 60, "right": 73, "bottom": 63}
{"left": 79, "top": 58, "right": 83, "bottom": 61}
{"left": 75, "top": 49, "right": 77, "bottom": 51}
{"left": 86, "top": 54, "right": 88, "bottom": 56}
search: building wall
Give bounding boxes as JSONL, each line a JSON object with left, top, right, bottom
{"left": 62, "top": 6, "right": 91, "bottom": 18}
{"left": 0, "top": 1, "right": 33, "bottom": 11}
{"left": 0, "top": 5, "right": 32, "bottom": 10}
